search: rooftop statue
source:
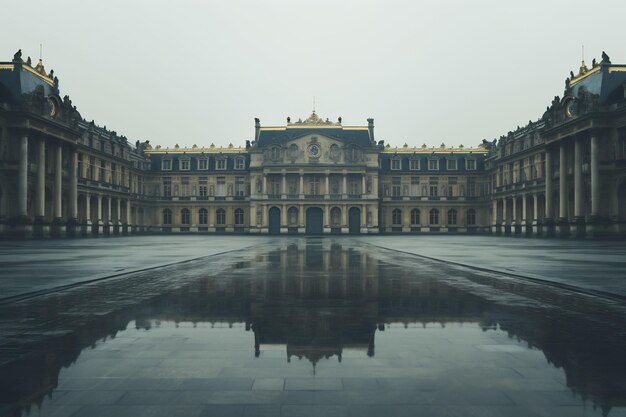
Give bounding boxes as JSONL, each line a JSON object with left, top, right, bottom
{"left": 13, "top": 49, "right": 22, "bottom": 62}
{"left": 601, "top": 51, "right": 611, "bottom": 64}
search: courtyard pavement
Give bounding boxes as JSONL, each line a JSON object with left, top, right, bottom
{"left": 1, "top": 235, "right": 625, "bottom": 300}
{"left": 366, "top": 235, "right": 626, "bottom": 298}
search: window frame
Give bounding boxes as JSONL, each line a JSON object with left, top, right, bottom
{"left": 392, "top": 208, "right": 402, "bottom": 225}
{"left": 216, "top": 158, "right": 227, "bottom": 171}
{"left": 391, "top": 158, "right": 402, "bottom": 171}
{"left": 161, "top": 159, "right": 172, "bottom": 171}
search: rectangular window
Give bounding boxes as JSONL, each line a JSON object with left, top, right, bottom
{"left": 216, "top": 176, "right": 226, "bottom": 196}
{"left": 467, "top": 177, "right": 477, "bottom": 197}
{"left": 235, "top": 158, "right": 245, "bottom": 170}
{"left": 309, "top": 176, "right": 320, "bottom": 195}
{"left": 163, "top": 177, "right": 171, "bottom": 197}
{"left": 235, "top": 176, "right": 245, "bottom": 196}
{"left": 428, "top": 159, "right": 439, "bottom": 170}
{"left": 111, "top": 164, "right": 117, "bottom": 185}
{"left": 391, "top": 176, "right": 401, "bottom": 197}
{"left": 198, "top": 158, "right": 208, "bottom": 170}
{"left": 100, "top": 160, "right": 106, "bottom": 182}
{"left": 181, "top": 177, "right": 189, "bottom": 196}
{"left": 447, "top": 159, "right": 457, "bottom": 170}
{"left": 409, "top": 159, "right": 420, "bottom": 170}
{"left": 429, "top": 185, "right": 438, "bottom": 197}
{"left": 466, "top": 159, "right": 476, "bottom": 170}
{"left": 180, "top": 159, "right": 190, "bottom": 171}
{"left": 216, "top": 159, "right": 227, "bottom": 170}
{"left": 162, "top": 159, "right": 172, "bottom": 171}
{"left": 391, "top": 159, "right": 401, "bottom": 170}
{"left": 199, "top": 185, "right": 208, "bottom": 197}
{"left": 411, "top": 177, "right": 420, "bottom": 185}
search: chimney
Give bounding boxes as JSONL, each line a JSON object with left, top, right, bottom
{"left": 367, "top": 118, "right": 375, "bottom": 142}
{"left": 254, "top": 118, "right": 261, "bottom": 141}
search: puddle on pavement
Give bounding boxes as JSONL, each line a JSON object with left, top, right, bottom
{"left": 2, "top": 238, "right": 626, "bottom": 417}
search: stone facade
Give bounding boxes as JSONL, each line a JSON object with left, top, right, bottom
{"left": 1, "top": 50, "right": 625, "bottom": 238}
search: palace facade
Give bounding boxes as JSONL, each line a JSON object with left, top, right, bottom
{"left": 0, "top": 50, "right": 625, "bottom": 238}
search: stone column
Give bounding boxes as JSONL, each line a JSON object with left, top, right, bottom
{"left": 573, "top": 137, "right": 584, "bottom": 237}
{"left": 282, "top": 174, "right": 287, "bottom": 195}
{"left": 559, "top": 142, "right": 567, "bottom": 220}
{"left": 325, "top": 175, "right": 329, "bottom": 196}
{"left": 299, "top": 174, "right": 304, "bottom": 196}
{"left": 544, "top": 147, "right": 554, "bottom": 236}
{"left": 36, "top": 139, "right": 45, "bottom": 220}
{"left": 53, "top": 145, "right": 62, "bottom": 219}
{"left": 18, "top": 134, "right": 28, "bottom": 218}
{"left": 532, "top": 193, "right": 539, "bottom": 236}
{"left": 105, "top": 197, "right": 112, "bottom": 235}
{"left": 522, "top": 195, "right": 527, "bottom": 236}
{"left": 262, "top": 175, "right": 267, "bottom": 195}
{"left": 502, "top": 199, "right": 509, "bottom": 235}
{"left": 342, "top": 174, "right": 347, "bottom": 195}
{"left": 83, "top": 194, "right": 91, "bottom": 236}
{"left": 126, "top": 199, "right": 132, "bottom": 232}
{"left": 512, "top": 198, "right": 518, "bottom": 234}
{"left": 93, "top": 195, "right": 103, "bottom": 235}
{"left": 491, "top": 199, "right": 498, "bottom": 235}
{"left": 557, "top": 142, "right": 569, "bottom": 237}
{"left": 67, "top": 150, "right": 78, "bottom": 237}
{"left": 115, "top": 198, "right": 121, "bottom": 234}
{"left": 362, "top": 175, "right": 366, "bottom": 196}
{"left": 324, "top": 205, "right": 330, "bottom": 233}
{"left": 590, "top": 134, "right": 600, "bottom": 217}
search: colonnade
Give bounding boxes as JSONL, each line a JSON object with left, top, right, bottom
{"left": 492, "top": 133, "right": 603, "bottom": 237}
{"left": 13, "top": 133, "right": 140, "bottom": 237}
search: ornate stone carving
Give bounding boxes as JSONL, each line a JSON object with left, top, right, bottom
{"left": 290, "top": 111, "right": 340, "bottom": 126}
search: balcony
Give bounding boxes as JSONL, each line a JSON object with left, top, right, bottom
{"left": 347, "top": 194, "right": 362, "bottom": 199}
{"left": 304, "top": 195, "right": 324, "bottom": 200}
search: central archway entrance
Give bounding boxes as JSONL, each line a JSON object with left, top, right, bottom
{"left": 349, "top": 207, "right": 361, "bottom": 234}
{"left": 268, "top": 207, "right": 281, "bottom": 234}
{"left": 305, "top": 207, "right": 323, "bottom": 235}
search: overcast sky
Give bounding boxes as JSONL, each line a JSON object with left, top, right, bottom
{"left": 3, "top": 0, "right": 625, "bottom": 148}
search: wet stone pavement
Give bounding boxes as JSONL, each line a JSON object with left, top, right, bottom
{"left": 1, "top": 237, "right": 626, "bottom": 417}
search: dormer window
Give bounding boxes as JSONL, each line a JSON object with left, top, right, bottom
{"left": 446, "top": 159, "right": 457, "bottom": 170}
{"left": 198, "top": 158, "right": 209, "bottom": 170}
{"left": 180, "top": 158, "right": 190, "bottom": 171}
{"left": 269, "top": 146, "right": 282, "bottom": 162}
{"left": 409, "top": 159, "right": 420, "bottom": 170}
{"left": 216, "top": 158, "right": 227, "bottom": 170}
{"left": 391, "top": 158, "right": 401, "bottom": 170}
{"left": 235, "top": 157, "right": 245, "bottom": 170}
{"left": 466, "top": 159, "right": 477, "bottom": 170}
{"left": 162, "top": 159, "right": 172, "bottom": 171}
{"left": 428, "top": 159, "right": 439, "bottom": 170}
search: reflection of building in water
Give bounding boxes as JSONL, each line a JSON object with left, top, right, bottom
{"left": 2, "top": 241, "right": 626, "bottom": 416}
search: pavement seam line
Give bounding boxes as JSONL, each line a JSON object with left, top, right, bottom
{"left": 366, "top": 243, "right": 626, "bottom": 302}
{"left": 0, "top": 246, "right": 255, "bottom": 305}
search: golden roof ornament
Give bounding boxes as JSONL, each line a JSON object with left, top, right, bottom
{"left": 292, "top": 110, "right": 341, "bottom": 126}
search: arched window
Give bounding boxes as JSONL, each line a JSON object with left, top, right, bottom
{"left": 216, "top": 208, "right": 226, "bottom": 225}
{"left": 330, "top": 207, "right": 341, "bottom": 226}
{"left": 234, "top": 208, "right": 244, "bottom": 225}
{"left": 467, "top": 208, "right": 476, "bottom": 226}
{"left": 410, "top": 208, "right": 420, "bottom": 225}
{"left": 429, "top": 208, "right": 439, "bottom": 225}
{"left": 447, "top": 209, "right": 457, "bottom": 225}
{"left": 163, "top": 209, "right": 172, "bottom": 225}
{"left": 198, "top": 208, "right": 208, "bottom": 225}
{"left": 181, "top": 208, "right": 190, "bottom": 225}
{"left": 392, "top": 208, "right": 402, "bottom": 225}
